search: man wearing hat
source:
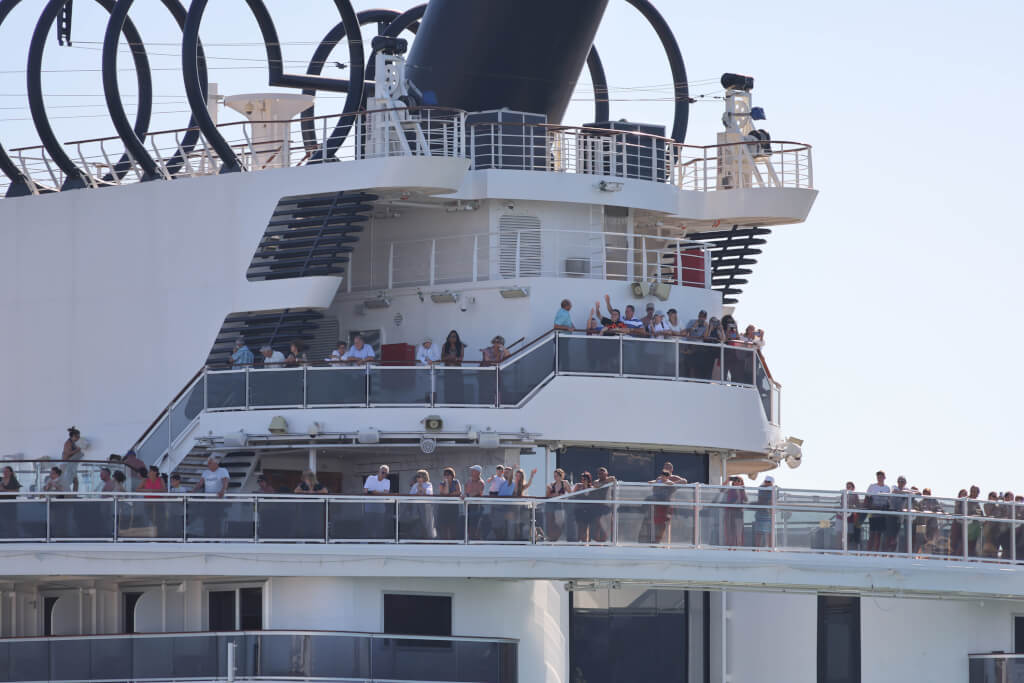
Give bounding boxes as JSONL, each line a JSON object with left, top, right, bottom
{"left": 229, "top": 337, "right": 253, "bottom": 367}
{"left": 464, "top": 465, "right": 485, "bottom": 497}
{"left": 641, "top": 302, "right": 656, "bottom": 332}
{"left": 416, "top": 337, "right": 440, "bottom": 365}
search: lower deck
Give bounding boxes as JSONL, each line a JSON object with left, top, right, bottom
{"left": 0, "top": 576, "right": 1018, "bottom": 683}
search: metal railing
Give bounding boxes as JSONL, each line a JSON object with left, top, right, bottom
{"left": 348, "top": 228, "right": 711, "bottom": 292}
{"left": 3, "top": 107, "right": 465, "bottom": 195}
{"left": 467, "top": 121, "right": 813, "bottom": 192}
{"left": 0, "top": 630, "right": 517, "bottom": 683}
{"left": 969, "top": 653, "right": 1024, "bottom": 683}
{"left": 132, "top": 331, "right": 778, "bottom": 465}
{"left": 3, "top": 485, "right": 1024, "bottom": 569}
{"left": 0, "top": 459, "right": 133, "bottom": 494}
{"left": 1, "top": 107, "right": 812, "bottom": 197}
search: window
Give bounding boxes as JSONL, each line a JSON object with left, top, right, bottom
{"left": 558, "top": 447, "right": 709, "bottom": 485}
{"left": 1015, "top": 616, "right": 1024, "bottom": 653}
{"left": 123, "top": 592, "right": 143, "bottom": 633}
{"left": 43, "top": 596, "right": 58, "bottom": 636}
{"left": 571, "top": 587, "right": 688, "bottom": 683}
{"left": 383, "top": 594, "right": 452, "bottom": 637}
{"left": 817, "top": 596, "right": 860, "bottom": 683}
{"left": 207, "top": 586, "right": 263, "bottom": 631}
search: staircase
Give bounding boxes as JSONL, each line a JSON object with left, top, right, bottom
{"left": 173, "top": 450, "right": 259, "bottom": 493}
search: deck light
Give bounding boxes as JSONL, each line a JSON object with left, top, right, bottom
{"left": 268, "top": 416, "right": 288, "bottom": 434}
{"left": 478, "top": 431, "right": 501, "bottom": 449}
{"left": 499, "top": 287, "right": 530, "bottom": 299}
{"left": 357, "top": 428, "right": 380, "bottom": 444}
{"left": 650, "top": 282, "right": 671, "bottom": 301}
{"left": 424, "top": 415, "right": 443, "bottom": 431}
{"left": 430, "top": 291, "right": 458, "bottom": 304}
{"left": 363, "top": 297, "right": 391, "bottom": 309}
{"left": 630, "top": 281, "right": 645, "bottom": 298}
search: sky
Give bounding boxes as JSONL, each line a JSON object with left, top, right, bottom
{"left": 0, "top": 0, "right": 1021, "bottom": 497}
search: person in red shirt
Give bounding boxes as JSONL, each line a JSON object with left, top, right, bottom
{"left": 140, "top": 466, "right": 165, "bottom": 497}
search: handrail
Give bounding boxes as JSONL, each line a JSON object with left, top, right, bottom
{"left": 0, "top": 628, "right": 516, "bottom": 644}
{"left": 2, "top": 484, "right": 1023, "bottom": 568}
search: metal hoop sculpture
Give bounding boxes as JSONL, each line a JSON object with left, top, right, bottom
{"left": 623, "top": 0, "right": 689, "bottom": 142}
{"left": 103, "top": 0, "right": 208, "bottom": 181}
{"left": 182, "top": 0, "right": 365, "bottom": 172}
{"left": 0, "top": 0, "right": 36, "bottom": 197}
{"left": 299, "top": 9, "right": 421, "bottom": 153}
{"left": 586, "top": 47, "right": 611, "bottom": 124}
{"left": 26, "top": 0, "right": 152, "bottom": 190}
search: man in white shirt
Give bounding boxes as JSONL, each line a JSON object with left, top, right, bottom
{"left": 364, "top": 465, "right": 392, "bottom": 495}
{"left": 341, "top": 335, "right": 375, "bottom": 364}
{"left": 416, "top": 338, "right": 440, "bottom": 365}
{"left": 865, "top": 470, "right": 890, "bottom": 552}
{"left": 194, "top": 457, "right": 230, "bottom": 497}
{"left": 260, "top": 345, "right": 286, "bottom": 366}
{"left": 364, "top": 465, "right": 393, "bottom": 538}
{"left": 193, "top": 457, "right": 231, "bottom": 538}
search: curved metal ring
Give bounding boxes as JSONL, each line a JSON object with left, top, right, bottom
{"left": 0, "top": 0, "right": 35, "bottom": 197}
{"left": 624, "top": 0, "right": 689, "bottom": 142}
{"left": 104, "top": 0, "right": 208, "bottom": 181}
{"left": 182, "top": 0, "right": 365, "bottom": 172}
{"left": 299, "top": 9, "right": 420, "bottom": 153}
{"left": 26, "top": 0, "right": 152, "bottom": 191}
{"left": 586, "top": 46, "right": 611, "bottom": 124}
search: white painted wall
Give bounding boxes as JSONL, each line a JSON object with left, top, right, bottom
{"left": 267, "top": 577, "right": 569, "bottom": 683}
{"left": 0, "top": 157, "right": 469, "bottom": 461}
{"left": 861, "top": 596, "right": 1016, "bottom": 683}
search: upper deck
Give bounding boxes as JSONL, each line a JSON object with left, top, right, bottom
{"left": 0, "top": 107, "right": 814, "bottom": 227}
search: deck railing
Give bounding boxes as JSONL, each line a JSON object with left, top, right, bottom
{"left": 1, "top": 106, "right": 812, "bottom": 197}
{"left": 1, "top": 484, "right": 1022, "bottom": 568}
{"left": 0, "top": 630, "right": 517, "bottom": 683}
{"left": 969, "top": 653, "right": 1024, "bottom": 683}
{"left": 132, "top": 331, "right": 779, "bottom": 465}
{"left": 347, "top": 228, "right": 711, "bottom": 292}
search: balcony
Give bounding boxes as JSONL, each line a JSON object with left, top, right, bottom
{"left": 2, "top": 106, "right": 811, "bottom": 197}
{"left": 345, "top": 227, "right": 712, "bottom": 293}
{"left": 969, "top": 654, "right": 1024, "bottom": 682}
{"left": 0, "top": 630, "right": 517, "bottom": 683}
{"left": 2, "top": 485, "right": 1022, "bottom": 569}
{"left": 133, "top": 332, "right": 780, "bottom": 465}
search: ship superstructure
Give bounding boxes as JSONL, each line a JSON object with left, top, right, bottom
{"left": 0, "top": 2, "right": 1018, "bottom": 683}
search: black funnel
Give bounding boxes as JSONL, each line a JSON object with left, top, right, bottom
{"left": 405, "top": 0, "right": 610, "bottom": 123}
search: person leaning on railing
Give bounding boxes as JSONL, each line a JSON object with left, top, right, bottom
{"left": 554, "top": 299, "right": 575, "bottom": 332}
{"left": 0, "top": 465, "right": 21, "bottom": 493}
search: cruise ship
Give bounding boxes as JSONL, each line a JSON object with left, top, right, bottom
{"left": 0, "top": 2, "right": 1019, "bottom": 682}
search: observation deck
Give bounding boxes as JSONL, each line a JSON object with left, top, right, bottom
{"left": 0, "top": 107, "right": 815, "bottom": 226}
{"left": 131, "top": 331, "right": 781, "bottom": 469}
{"left": 3, "top": 484, "right": 1024, "bottom": 600}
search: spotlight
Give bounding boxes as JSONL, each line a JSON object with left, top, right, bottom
{"left": 649, "top": 282, "right": 671, "bottom": 301}
{"left": 499, "top": 287, "right": 530, "bottom": 299}
{"left": 268, "top": 416, "right": 288, "bottom": 434}
{"left": 307, "top": 421, "right": 322, "bottom": 438}
{"left": 598, "top": 180, "right": 623, "bottom": 192}
{"left": 364, "top": 297, "right": 391, "bottom": 309}
{"left": 630, "top": 282, "right": 645, "bottom": 298}
{"left": 358, "top": 428, "right": 380, "bottom": 444}
{"left": 430, "top": 291, "right": 458, "bottom": 304}
{"left": 424, "top": 415, "right": 443, "bottom": 432}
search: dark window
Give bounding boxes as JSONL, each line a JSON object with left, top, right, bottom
{"left": 123, "top": 592, "right": 143, "bottom": 633}
{"left": 239, "top": 587, "right": 263, "bottom": 630}
{"left": 383, "top": 594, "right": 452, "bottom": 637}
{"left": 570, "top": 587, "right": 688, "bottom": 683}
{"left": 558, "top": 447, "right": 708, "bottom": 484}
{"left": 208, "top": 590, "right": 237, "bottom": 631}
{"left": 43, "top": 596, "right": 58, "bottom": 636}
{"left": 818, "top": 596, "right": 860, "bottom": 683}
{"left": 1015, "top": 616, "right": 1024, "bottom": 653}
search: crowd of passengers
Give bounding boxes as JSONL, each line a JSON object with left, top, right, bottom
{"left": 222, "top": 295, "right": 766, "bottom": 382}
{"left": 4, "top": 448, "right": 1024, "bottom": 557}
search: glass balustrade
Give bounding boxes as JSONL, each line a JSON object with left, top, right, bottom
{"left": 9, "top": 486, "right": 1002, "bottom": 566}
{"left": 0, "top": 631, "right": 517, "bottom": 683}
{"left": 306, "top": 366, "right": 367, "bottom": 405}
{"left": 369, "top": 366, "right": 432, "bottom": 405}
